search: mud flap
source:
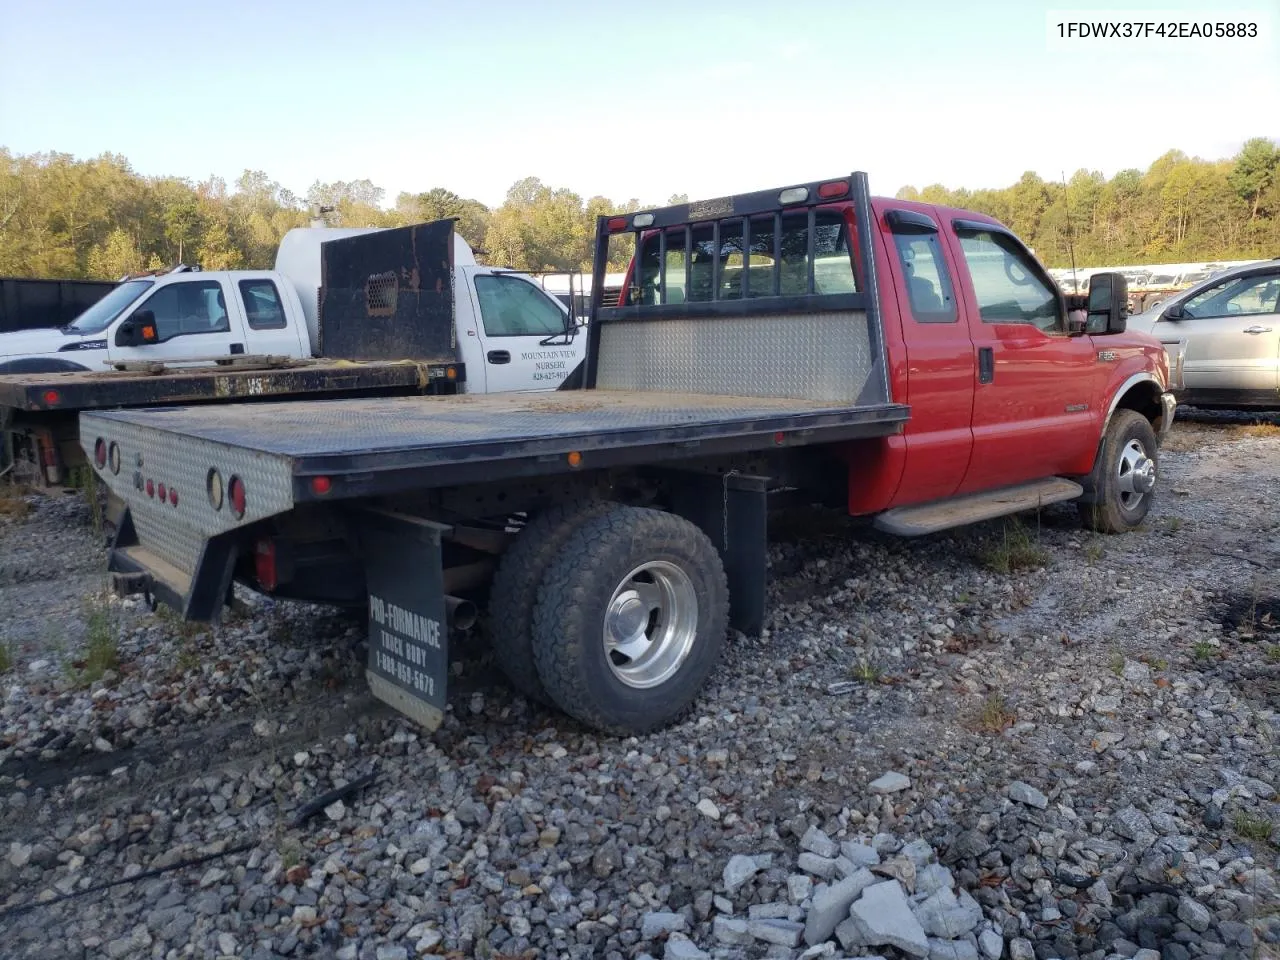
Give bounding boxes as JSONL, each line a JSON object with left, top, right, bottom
{"left": 355, "top": 509, "right": 451, "bottom": 732}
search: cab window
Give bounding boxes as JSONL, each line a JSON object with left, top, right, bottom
{"left": 891, "top": 231, "right": 956, "bottom": 323}
{"left": 1179, "top": 272, "right": 1280, "bottom": 318}
{"left": 135, "top": 281, "right": 230, "bottom": 341}
{"left": 239, "top": 279, "right": 287, "bottom": 330}
{"left": 956, "top": 230, "right": 1061, "bottom": 332}
{"left": 473, "top": 275, "right": 567, "bottom": 337}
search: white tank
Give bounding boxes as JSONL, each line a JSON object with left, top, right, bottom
{"left": 274, "top": 225, "right": 476, "bottom": 352}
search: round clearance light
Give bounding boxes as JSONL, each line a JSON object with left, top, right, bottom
{"left": 632, "top": 213, "right": 655, "bottom": 228}
{"left": 228, "top": 475, "right": 246, "bottom": 519}
{"left": 94, "top": 438, "right": 107, "bottom": 469}
{"left": 207, "top": 468, "right": 225, "bottom": 511}
{"left": 311, "top": 476, "right": 332, "bottom": 496}
{"left": 43, "top": 390, "right": 61, "bottom": 407}
{"left": 107, "top": 442, "right": 121, "bottom": 475}
{"left": 779, "top": 187, "right": 809, "bottom": 204}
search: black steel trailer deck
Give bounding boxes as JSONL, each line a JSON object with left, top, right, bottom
{"left": 85, "top": 389, "right": 909, "bottom": 500}
{"left": 0, "top": 358, "right": 461, "bottom": 413}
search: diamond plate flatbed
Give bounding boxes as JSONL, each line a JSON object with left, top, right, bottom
{"left": 83, "top": 389, "right": 910, "bottom": 499}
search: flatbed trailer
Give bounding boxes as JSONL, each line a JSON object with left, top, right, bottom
{"left": 0, "top": 356, "right": 462, "bottom": 488}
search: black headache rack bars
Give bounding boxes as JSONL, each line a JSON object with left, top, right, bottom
{"left": 582, "top": 170, "right": 891, "bottom": 393}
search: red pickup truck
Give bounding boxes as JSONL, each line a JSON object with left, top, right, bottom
{"left": 81, "top": 171, "right": 1174, "bottom": 737}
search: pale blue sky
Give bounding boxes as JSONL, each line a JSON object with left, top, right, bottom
{"left": 2, "top": 0, "right": 1277, "bottom": 208}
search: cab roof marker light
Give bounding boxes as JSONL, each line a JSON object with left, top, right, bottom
{"left": 632, "top": 213, "right": 655, "bottom": 228}
{"left": 779, "top": 187, "right": 809, "bottom": 205}
{"left": 607, "top": 217, "right": 628, "bottom": 232}
{"left": 817, "top": 180, "right": 849, "bottom": 199}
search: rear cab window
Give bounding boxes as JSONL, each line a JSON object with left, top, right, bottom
{"left": 239, "top": 279, "right": 287, "bottom": 330}
{"left": 630, "top": 209, "right": 857, "bottom": 306}
{"left": 885, "top": 210, "right": 957, "bottom": 324}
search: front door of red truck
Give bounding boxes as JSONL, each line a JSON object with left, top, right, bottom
{"left": 942, "top": 220, "right": 1100, "bottom": 492}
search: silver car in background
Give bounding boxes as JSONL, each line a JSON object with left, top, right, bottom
{"left": 1130, "top": 259, "right": 1280, "bottom": 408}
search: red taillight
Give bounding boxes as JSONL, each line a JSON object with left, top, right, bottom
{"left": 43, "top": 390, "right": 61, "bottom": 407}
{"left": 228, "top": 475, "right": 246, "bottom": 518}
{"left": 157, "top": 483, "right": 167, "bottom": 502}
{"left": 817, "top": 179, "right": 850, "bottom": 199}
{"left": 311, "top": 476, "right": 332, "bottom": 496}
{"left": 254, "top": 539, "right": 278, "bottom": 591}
{"left": 145, "top": 479, "right": 154, "bottom": 498}
{"left": 774, "top": 431, "right": 785, "bottom": 445}
{"left": 607, "top": 216, "right": 628, "bottom": 232}
{"left": 94, "top": 438, "right": 107, "bottom": 468}
{"left": 169, "top": 487, "right": 178, "bottom": 506}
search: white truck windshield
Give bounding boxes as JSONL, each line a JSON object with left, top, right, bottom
{"left": 63, "top": 280, "right": 154, "bottom": 335}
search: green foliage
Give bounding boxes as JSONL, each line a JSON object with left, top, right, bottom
{"left": 0, "top": 640, "right": 11, "bottom": 674}
{"left": 979, "top": 519, "right": 1048, "bottom": 574}
{"left": 895, "top": 140, "right": 1280, "bottom": 267}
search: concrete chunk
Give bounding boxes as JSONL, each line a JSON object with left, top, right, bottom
{"left": 869, "top": 772, "right": 911, "bottom": 794}
{"left": 748, "top": 918, "right": 805, "bottom": 947}
{"left": 801, "top": 825, "right": 840, "bottom": 859}
{"left": 849, "top": 880, "right": 930, "bottom": 958}
{"left": 713, "top": 916, "right": 751, "bottom": 946}
{"left": 841, "top": 841, "right": 881, "bottom": 866}
{"left": 798, "top": 851, "right": 839, "bottom": 879}
{"left": 804, "top": 867, "right": 878, "bottom": 946}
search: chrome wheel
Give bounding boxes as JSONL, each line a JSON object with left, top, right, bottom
{"left": 1117, "top": 438, "right": 1156, "bottom": 509}
{"left": 602, "top": 560, "right": 698, "bottom": 689}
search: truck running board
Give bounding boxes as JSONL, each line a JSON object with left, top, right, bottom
{"left": 873, "top": 478, "right": 1084, "bottom": 537}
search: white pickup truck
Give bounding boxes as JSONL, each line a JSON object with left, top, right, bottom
{"left": 0, "top": 226, "right": 586, "bottom": 393}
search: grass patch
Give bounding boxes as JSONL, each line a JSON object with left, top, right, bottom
{"left": 71, "top": 467, "right": 105, "bottom": 539}
{"left": 0, "top": 641, "right": 11, "bottom": 674}
{"left": 1162, "top": 516, "right": 1183, "bottom": 535}
{"left": 1084, "top": 541, "right": 1105, "bottom": 565}
{"left": 68, "top": 599, "right": 120, "bottom": 686}
{"left": 1193, "top": 640, "right": 1216, "bottom": 662}
{"left": 0, "top": 483, "right": 32, "bottom": 520}
{"left": 980, "top": 519, "right": 1049, "bottom": 575}
{"left": 848, "top": 659, "right": 882, "bottom": 684}
{"left": 1146, "top": 656, "right": 1169, "bottom": 671}
{"left": 973, "top": 694, "right": 1016, "bottom": 733}
{"left": 1109, "top": 652, "right": 1126, "bottom": 677}
{"left": 1233, "top": 811, "right": 1275, "bottom": 842}
{"left": 1229, "top": 423, "right": 1280, "bottom": 440}
{"left": 279, "top": 838, "right": 304, "bottom": 871}
{"left": 1265, "top": 644, "right": 1280, "bottom": 664}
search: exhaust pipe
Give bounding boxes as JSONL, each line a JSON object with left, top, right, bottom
{"left": 445, "top": 595, "right": 477, "bottom": 631}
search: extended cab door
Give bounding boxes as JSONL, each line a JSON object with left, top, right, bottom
{"left": 878, "top": 206, "right": 975, "bottom": 506}
{"left": 227, "top": 274, "right": 311, "bottom": 358}
{"left": 106, "top": 275, "right": 246, "bottom": 366}
{"left": 943, "top": 220, "right": 1100, "bottom": 492}
{"left": 458, "top": 268, "right": 585, "bottom": 393}
{"left": 1152, "top": 266, "right": 1280, "bottom": 401}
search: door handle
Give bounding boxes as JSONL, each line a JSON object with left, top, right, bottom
{"left": 1243, "top": 325, "right": 1273, "bottom": 335}
{"left": 978, "top": 347, "right": 994, "bottom": 384}
{"left": 487, "top": 350, "right": 511, "bottom": 364}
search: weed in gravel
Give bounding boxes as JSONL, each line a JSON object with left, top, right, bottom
{"left": 0, "top": 641, "right": 11, "bottom": 674}
{"left": 70, "top": 599, "right": 120, "bottom": 686}
{"left": 279, "top": 838, "right": 304, "bottom": 871}
{"left": 849, "top": 659, "right": 882, "bottom": 683}
{"left": 175, "top": 641, "right": 200, "bottom": 675}
{"left": 0, "top": 484, "right": 32, "bottom": 519}
{"left": 973, "top": 694, "right": 1016, "bottom": 733}
{"left": 156, "top": 604, "right": 205, "bottom": 641}
{"left": 1230, "top": 423, "right": 1280, "bottom": 440}
{"left": 72, "top": 467, "right": 104, "bottom": 539}
{"left": 1085, "top": 541, "right": 1105, "bottom": 564}
{"left": 1162, "top": 516, "right": 1183, "bottom": 535}
{"left": 1266, "top": 644, "right": 1280, "bottom": 663}
{"left": 1109, "top": 652, "right": 1125, "bottom": 677}
{"left": 1193, "top": 640, "right": 1217, "bottom": 662}
{"left": 1146, "top": 656, "right": 1169, "bottom": 671}
{"left": 1232, "top": 811, "right": 1275, "bottom": 842}
{"left": 980, "top": 519, "right": 1048, "bottom": 574}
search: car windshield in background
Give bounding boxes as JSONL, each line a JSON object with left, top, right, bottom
{"left": 62, "top": 279, "right": 153, "bottom": 335}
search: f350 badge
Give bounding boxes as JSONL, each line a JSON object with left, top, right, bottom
{"left": 1096, "top": 350, "right": 1119, "bottom": 362}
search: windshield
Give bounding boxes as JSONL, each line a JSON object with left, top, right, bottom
{"left": 63, "top": 280, "right": 154, "bottom": 335}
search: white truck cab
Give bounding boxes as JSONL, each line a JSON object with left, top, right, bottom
{"left": 0, "top": 226, "right": 586, "bottom": 393}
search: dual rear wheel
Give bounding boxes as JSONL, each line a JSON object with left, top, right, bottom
{"left": 488, "top": 502, "right": 729, "bottom": 736}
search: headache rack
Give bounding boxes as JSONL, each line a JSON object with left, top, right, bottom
{"left": 581, "top": 170, "right": 892, "bottom": 407}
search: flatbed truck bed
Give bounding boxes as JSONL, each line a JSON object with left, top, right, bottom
{"left": 86, "top": 389, "right": 908, "bottom": 500}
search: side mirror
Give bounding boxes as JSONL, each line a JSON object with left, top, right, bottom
{"left": 1086, "top": 272, "right": 1128, "bottom": 334}
{"left": 114, "top": 309, "right": 159, "bottom": 347}
{"left": 1162, "top": 303, "right": 1186, "bottom": 321}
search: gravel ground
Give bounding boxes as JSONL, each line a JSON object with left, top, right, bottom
{"left": 0, "top": 412, "right": 1276, "bottom": 960}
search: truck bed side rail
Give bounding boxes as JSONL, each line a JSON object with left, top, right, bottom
{"left": 583, "top": 171, "right": 891, "bottom": 407}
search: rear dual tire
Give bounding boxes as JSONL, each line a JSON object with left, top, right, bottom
{"left": 494, "top": 502, "right": 729, "bottom": 736}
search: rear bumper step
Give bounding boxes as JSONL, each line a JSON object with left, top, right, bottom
{"left": 874, "top": 478, "right": 1084, "bottom": 537}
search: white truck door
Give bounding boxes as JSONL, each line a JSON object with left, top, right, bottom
{"left": 459, "top": 269, "right": 585, "bottom": 393}
{"left": 106, "top": 275, "right": 245, "bottom": 367}
{"left": 229, "top": 274, "right": 312, "bottom": 357}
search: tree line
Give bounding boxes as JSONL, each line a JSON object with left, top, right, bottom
{"left": 1, "top": 139, "right": 1276, "bottom": 281}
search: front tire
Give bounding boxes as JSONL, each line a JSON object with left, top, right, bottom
{"left": 530, "top": 505, "right": 729, "bottom": 736}
{"left": 1079, "top": 409, "right": 1159, "bottom": 534}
